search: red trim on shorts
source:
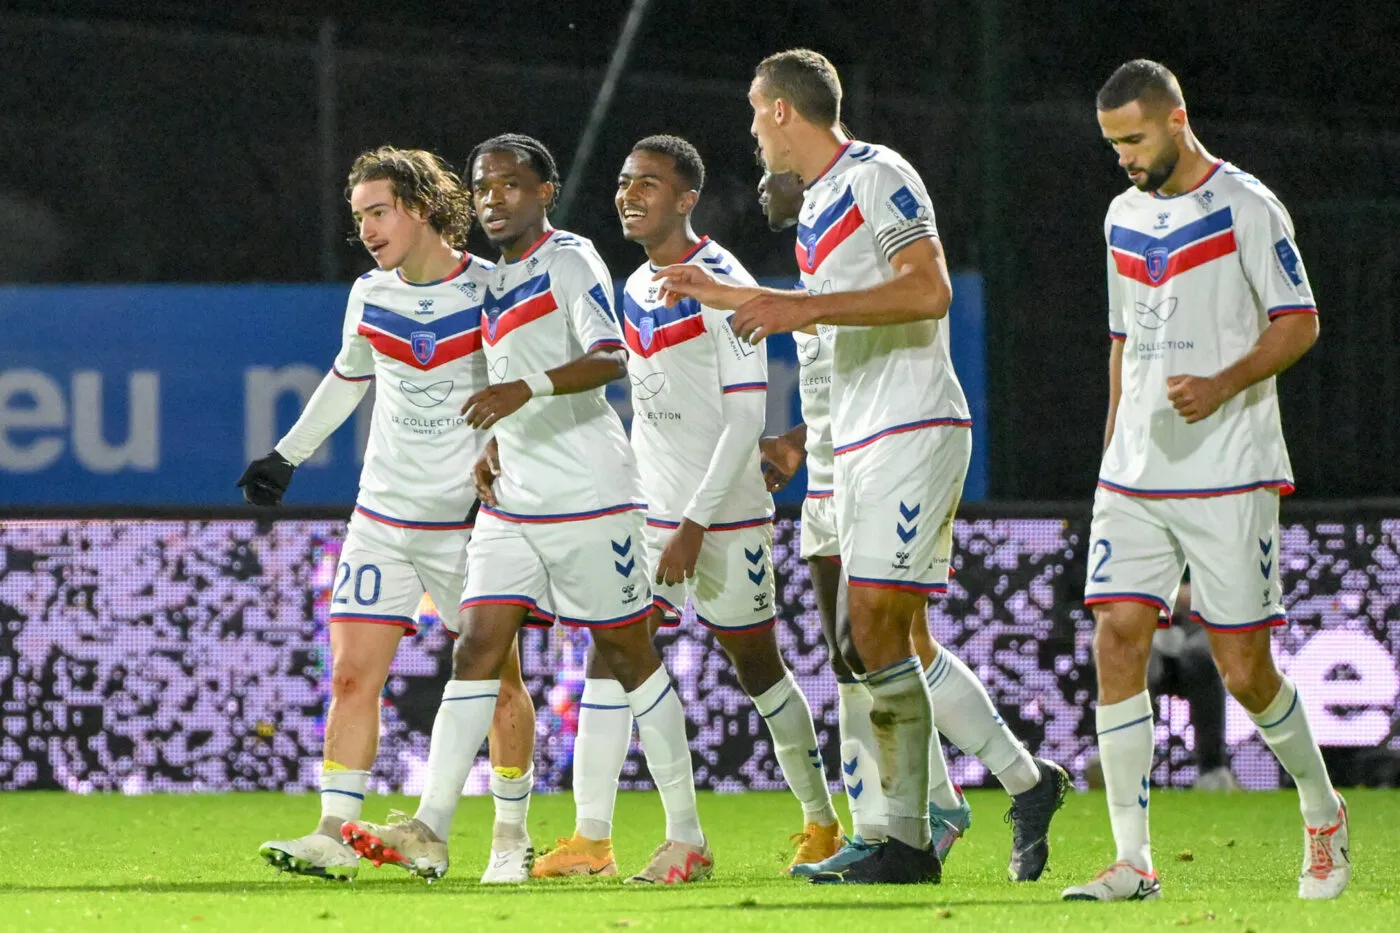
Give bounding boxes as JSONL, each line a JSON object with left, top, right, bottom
{"left": 1084, "top": 593, "right": 1172, "bottom": 614}
{"left": 652, "top": 595, "right": 683, "bottom": 628}
{"left": 328, "top": 614, "right": 418, "bottom": 636}
{"left": 556, "top": 605, "right": 655, "bottom": 629}
{"left": 695, "top": 613, "right": 776, "bottom": 634}
{"left": 847, "top": 576, "right": 944, "bottom": 595}
{"left": 1189, "top": 610, "right": 1287, "bottom": 632}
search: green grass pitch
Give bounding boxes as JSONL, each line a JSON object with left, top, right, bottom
{"left": 1, "top": 788, "right": 1394, "bottom": 932}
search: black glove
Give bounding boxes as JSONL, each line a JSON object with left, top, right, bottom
{"left": 236, "top": 450, "right": 296, "bottom": 506}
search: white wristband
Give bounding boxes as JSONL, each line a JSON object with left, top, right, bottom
{"left": 522, "top": 371, "right": 554, "bottom": 398}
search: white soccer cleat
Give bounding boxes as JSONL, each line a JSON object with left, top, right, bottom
{"left": 481, "top": 840, "right": 535, "bottom": 884}
{"left": 341, "top": 813, "right": 449, "bottom": 882}
{"left": 259, "top": 831, "right": 360, "bottom": 881}
{"left": 1061, "top": 860, "right": 1161, "bottom": 902}
{"left": 1299, "top": 796, "right": 1350, "bottom": 900}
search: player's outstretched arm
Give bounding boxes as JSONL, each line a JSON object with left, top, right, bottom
{"left": 1166, "top": 314, "right": 1318, "bottom": 424}
{"left": 652, "top": 263, "right": 769, "bottom": 311}
{"left": 460, "top": 347, "right": 628, "bottom": 430}
{"left": 237, "top": 369, "right": 371, "bottom": 505}
{"left": 804, "top": 237, "right": 953, "bottom": 327}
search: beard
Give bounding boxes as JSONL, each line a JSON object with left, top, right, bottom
{"left": 1132, "top": 144, "right": 1180, "bottom": 192}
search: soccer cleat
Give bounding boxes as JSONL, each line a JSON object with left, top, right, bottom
{"left": 1005, "top": 758, "right": 1070, "bottom": 881}
{"left": 1061, "top": 860, "right": 1161, "bottom": 901}
{"left": 340, "top": 812, "right": 448, "bottom": 882}
{"left": 786, "top": 820, "right": 843, "bottom": 875}
{"left": 259, "top": 831, "right": 360, "bottom": 881}
{"left": 929, "top": 793, "right": 973, "bottom": 863}
{"left": 1298, "top": 796, "right": 1350, "bottom": 900}
{"left": 624, "top": 839, "right": 714, "bottom": 884}
{"left": 789, "top": 834, "right": 884, "bottom": 878}
{"left": 530, "top": 834, "right": 618, "bottom": 878}
{"left": 480, "top": 837, "right": 534, "bottom": 884}
{"left": 809, "top": 836, "right": 941, "bottom": 885}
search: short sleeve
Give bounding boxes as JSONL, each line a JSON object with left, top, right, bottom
{"left": 847, "top": 160, "right": 939, "bottom": 263}
{"left": 1234, "top": 194, "right": 1317, "bottom": 321}
{"left": 707, "top": 307, "right": 768, "bottom": 396}
{"left": 1105, "top": 215, "right": 1126, "bottom": 340}
{"left": 332, "top": 278, "right": 375, "bottom": 381}
{"left": 554, "top": 249, "right": 625, "bottom": 353}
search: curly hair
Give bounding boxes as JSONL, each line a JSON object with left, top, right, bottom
{"left": 344, "top": 147, "right": 474, "bottom": 246}
{"left": 467, "top": 134, "right": 562, "bottom": 211}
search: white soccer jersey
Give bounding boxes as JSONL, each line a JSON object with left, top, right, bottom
{"left": 793, "top": 325, "right": 835, "bottom": 498}
{"left": 480, "top": 229, "right": 642, "bottom": 521}
{"left": 795, "top": 140, "right": 970, "bottom": 456}
{"left": 1101, "top": 161, "right": 1316, "bottom": 497}
{"left": 330, "top": 255, "right": 492, "bottom": 528}
{"left": 621, "top": 236, "right": 772, "bottom": 529}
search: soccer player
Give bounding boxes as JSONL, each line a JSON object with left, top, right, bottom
{"left": 530, "top": 136, "right": 840, "bottom": 880}
{"left": 240, "top": 147, "right": 538, "bottom": 883}
{"left": 757, "top": 168, "right": 1067, "bottom": 882}
{"left": 656, "top": 50, "right": 1069, "bottom": 884}
{"left": 1061, "top": 60, "right": 1348, "bottom": 902}
{"left": 341, "top": 135, "right": 711, "bottom": 885}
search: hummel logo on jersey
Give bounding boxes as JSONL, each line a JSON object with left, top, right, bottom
{"left": 1133, "top": 296, "right": 1178, "bottom": 330}
{"left": 893, "top": 550, "right": 912, "bottom": 570}
{"left": 1153, "top": 212, "right": 1171, "bottom": 230}
{"left": 416, "top": 298, "right": 435, "bottom": 315}
{"left": 621, "top": 583, "right": 639, "bottom": 604}
{"left": 753, "top": 592, "right": 770, "bottom": 612}
{"left": 526, "top": 257, "right": 540, "bottom": 275}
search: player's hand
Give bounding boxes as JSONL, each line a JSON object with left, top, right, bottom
{"left": 656, "top": 519, "right": 706, "bottom": 587}
{"left": 759, "top": 434, "right": 805, "bottom": 493}
{"left": 236, "top": 450, "right": 295, "bottom": 506}
{"left": 472, "top": 439, "right": 501, "bottom": 508}
{"left": 651, "top": 264, "right": 754, "bottom": 310}
{"left": 462, "top": 380, "right": 533, "bottom": 429}
{"left": 1165, "top": 374, "right": 1230, "bottom": 424}
{"left": 730, "top": 292, "right": 816, "bottom": 344}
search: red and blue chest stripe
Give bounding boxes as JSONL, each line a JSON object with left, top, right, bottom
{"left": 1110, "top": 207, "right": 1236, "bottom": 287}
{"left": 795, "top": 187, "right": 864, "bottom": 274}
{"left": 621, "top": 293, "right": 706, "bottom": 358}
{"left": 482, "top": 273, "right": 559, "bottom": 345}
{"left": 357, "top": 304, "right": 482, "bottom": 370}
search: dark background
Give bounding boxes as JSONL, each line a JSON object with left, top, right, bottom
{"left": 4, "top": 0, "right": 1396, "bottom": 499}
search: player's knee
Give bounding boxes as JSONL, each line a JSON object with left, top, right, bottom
{"left": 1092, "top": 617, "right": 1153, "bottom": 683}
{"left": 1214, "top": 647, "right": 1280, "bottom": 712}
{"left": 728, "top": 645, "right": 786, "bottom": 697}
{"left": 329, "top": 658, "right": 384, "bottom": 702}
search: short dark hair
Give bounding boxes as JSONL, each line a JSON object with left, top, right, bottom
{"left": 631, "top": 135, "right": 705, "bottom": 192}
{"left": 467, "top": 133, "right": 562, "bottom": 210}
{"left": 1097, "top": 59, "right": 1184, "bottom": 113}
{"left": 754, "top": 48, "right": 842, "bottom": 126}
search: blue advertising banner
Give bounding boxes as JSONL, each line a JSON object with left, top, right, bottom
{"left": 0, "top": 276, "right": 985, "bottom": 505}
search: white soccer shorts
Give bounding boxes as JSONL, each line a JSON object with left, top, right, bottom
{"left": 329, "top": 510, "right": 471, "bottom": 636}
{"left": 643, "top": 519, "right": 777, "bottom": 632}
{"left": 833, "top": 425, "right": 970, "bottom": 594}
{"left": 461, "top": 507, "right": 652, "bottom": 628}
{"left": 1083, "top": 486, "right": 1285, "bottom": 631}
{"left": 799, "top": 492, "right": 840, "bottom": 560}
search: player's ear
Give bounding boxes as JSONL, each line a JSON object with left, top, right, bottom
{"left": 1166, "top": 105, "right": 1188, "bottom": 135}
{"left": 538, "top": 181, "right": 556, "bottom": 210}
{"left": 678, "top": 190, "right": 699, "bottom": 216}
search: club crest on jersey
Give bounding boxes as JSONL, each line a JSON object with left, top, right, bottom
{"left": 638, "top": 315, "right": 656, "bottom": 350}
{"left": 410, "top": 331, "right": 437, "bottom": 364}
{"left": 1145, "top": 246, "right": 1170, "bottom": 283}
{"left": 483, "top": 307, "right": 502, "bottom": 341}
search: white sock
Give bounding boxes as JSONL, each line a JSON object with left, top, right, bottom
{"left": 628, "top": 666, "right": 704, "bottom": 846}
{"left": 837, "top": 677, "right": 888, "bottom": 840}
{"left": 753, "top": 671, "right": 839, "bottom": 826}
{"left": 922, "top": 658, "right": 962, "bottom": 811}
{"left": 1249, "top": 677, "right": 1341, "bottom": 827}
{"left": 865, "top": 657, "right": 933, "bottom": 848}
{"left": 413, "top": 679, "right": 499, "bottom": 841}
{"left": 1096, "top": 691, "right": 1155, "bottom": 872}
{"left": 319, "top": 767, "right": 369, "bottom": 832}
{"left": 490, "top": 766, "right": 533, "bottom": 846}
{"left": 925, "top": 649, "right": 1040, "bottom": 796}
{"left": 574, "top": 678, "right": 633, "bottom": 840}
